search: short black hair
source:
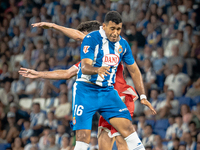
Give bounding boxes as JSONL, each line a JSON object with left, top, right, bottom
{"left": 77, "top": 20, "right": 101, "bottom": 33}
{"left": 145, "top": 124, "right": 152, "bottom": 129}
{"left": 104, "top": 11, "right": 122, "bottom": 24}
{"left": 189, "top": 121, "right": 196, "bottom": 126}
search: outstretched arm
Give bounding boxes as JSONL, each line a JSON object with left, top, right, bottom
{"left": 32, "top": 22, "right": 86, "bottom": 41}
{"left": 126, "top": 62, "right": 157, "bottom": 115}
{"left": 18, "top": 66, "right": 78, "bottom": 80}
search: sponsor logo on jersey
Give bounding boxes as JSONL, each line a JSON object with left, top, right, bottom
{"left": 83, "top": 46, "right": 90, "bottom": 54}
{"left": 102, "top": 54, "right": 119, "bottom": 66}
{"left": 73, "top": 117, "right": 76, "bottom": 125}
{"left": 118, "top": 45, "right": 123, "bottom": 54}
{"left": 119, "top": 108, "right": 128, "bottom": 112}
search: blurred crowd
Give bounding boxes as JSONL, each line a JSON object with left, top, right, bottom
{"left": 0, "top": 0, "right": 200, "bottom": 150}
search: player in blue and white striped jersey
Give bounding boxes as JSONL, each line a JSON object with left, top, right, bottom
{"left": 73, "top": 11, "right": 156, "bottom": 150}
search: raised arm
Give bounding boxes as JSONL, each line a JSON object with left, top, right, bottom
{"left": 126, "top": 62, "right": 156, "bottom": 115}
{"left": 18, "top": 66, "right": 78, "bottom": 80}
{"left": 32, "top": 22, "right": 86, "bottom": 41}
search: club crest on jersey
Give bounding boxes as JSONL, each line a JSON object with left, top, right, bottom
{"left": 103, "top": 54, "right": 119, "bottom": 66}
{"left": 73, "top": 117, "right": 76, "bottom": 125}
{"left": 118, "top": 45, "right": 123, "bottom": 54}
{"left": 83, "top": 46, "right": 90, "bottom": 54}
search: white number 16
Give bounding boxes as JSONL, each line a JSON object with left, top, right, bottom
{"left": 74, "top": 105, "right": 84, "bottom": 116}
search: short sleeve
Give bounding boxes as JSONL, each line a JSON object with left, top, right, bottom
{"left": 122, "top": 40, "right": 135, "bottom": 65}
{"left": 80, "top": 35, "right": 96, "bottom": 60}
{"left": 164, "top": 76, "right": 170, "bottom": 85}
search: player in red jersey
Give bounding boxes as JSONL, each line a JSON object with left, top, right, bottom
{"left": 19, "top": 21, "right": 156, "bottom": 150}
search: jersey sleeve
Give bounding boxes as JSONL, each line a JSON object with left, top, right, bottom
{"left": 73, "top": 61, "right": 81, "bottom": 69}
{"left": 122, "top": 40, "right": 135, "bottom": 65}
{"left": 80, "top": 35, "right": 96, "bottom": 60}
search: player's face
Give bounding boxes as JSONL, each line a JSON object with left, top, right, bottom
{"left": 103, "top": 21, "right": 122, "bottom": 42}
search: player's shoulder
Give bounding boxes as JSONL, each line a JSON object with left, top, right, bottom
{"left": 83, "top": 30, "right": 101, "bottom": 43}
{"left": 86, "top": 30, "right": 101, "bottom": 38}
{"left": 119, "top": 36, "right": 129, "bottom": 46}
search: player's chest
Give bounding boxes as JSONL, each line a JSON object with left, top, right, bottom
{"left": 96, "top": 43, "right": 124, "bottom": 66}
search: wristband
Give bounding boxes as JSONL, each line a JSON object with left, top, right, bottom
{"left": 140, "top": 94, "right": 147, "bottom": 100}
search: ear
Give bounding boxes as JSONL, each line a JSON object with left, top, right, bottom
{"left": 102, "top": 23, "right": 106, "bottom": 30}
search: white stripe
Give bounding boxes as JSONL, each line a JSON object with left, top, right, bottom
{"left": 107, "top": 42, "right": 120, "bottom": 86}
{"left": 72, "top": 82, "right": 77, "bottom": 116}
{"left": 92, "top": 44, "right": 99, "bottom": 66}
{"left": 95, "top": 38, "right": 108, "bottom": 86}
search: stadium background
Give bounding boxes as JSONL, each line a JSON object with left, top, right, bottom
{"left": 0, "top": 0, "right": 200, "bottom": 149}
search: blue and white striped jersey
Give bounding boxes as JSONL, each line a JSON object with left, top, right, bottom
{"left": 76, "top": 26, "right": 135, "bottom": 87}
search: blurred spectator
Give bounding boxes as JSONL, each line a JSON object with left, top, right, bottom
{"left": 44, "top": 111, "right": 58, "bottom": 131}
{"left": 55, "top": 93, "right": 71, "bottom": 119}
{"left": 158, "top": 90, "right": 179, "bottom": 118}
{"left": 136, "top": 11, "right": 148, "bottom": 32}
{"left": 66, "top": 39, "right": 80, "bottom": 65}
{"left": 1, "top": 112, "right": 20, "bottom": 143}
{"left": 166, "top": 45, "right": 184, "bottom": 71}
{"left": 0, "top": 80, "right": 18, "bottom": 107}
{"left": 55, "top": 125, "right": 66, "bottom": 147}
{"left": 23, "top": 79, "right": 37, "bottom": 98}
{"left": 172, "top": 115, "right": 189, "bottom": 140}
{"left": 153, "top": 47, "right": 167, "bottom": 75}
{"left": 184, "top": 132, "right": 197, "bottom": 150}
{"left": 20, "top": 120, "right": 33, "bottom": 145}
{"left": 170, "top": 137, "right": 180, "bottom": 150}
{"left": 142, "top": 124, "right": 155, "bottom": 147}
{"left": 45, "top": 133, "right": 59, "bottom": 150}
{"left": 2, "top": 102, "right": 28, "bottom": 127}
{"left": 190, "top": 35, "right": 200, "bottom": 66}
{"left": 183, "top": 24, "right": 194, "bottom": 46}
{"left": 31, "top": 40, "right": 44, "bottom": 62}
{"left": 186, "top": 35, "right": 200, "bottom": 77}
{"left": 61, "top": 133, "right": 70, "bottom": 150}
{"left": 137, "top": 45, "right": 153, "bottom": 68}
{"left": 56, "top": 37, "right": 68, "bottom": 65}
{"left": 0, "top": 63, "right": 11, "bottom": 81}
{"left": 11, "top": 71, "right": 25, "bottom": 96}
{"left": 88, "top": 131, "right": 98, "bottom": 150}
{"left": 12, "top": 137, "right": 24, "bottom": 150}
{"left": 20, "top": 49, "right": 35, "bottom": 69}
{"left": 137, "top": 113, "right": 146, "bottom": 139}
{"left": 188, "top": 121, "right": 198, "bottom": 141}
{"left": 126, "top": 23, "right": 146, "bottom": 47}
{"left": 39, "top": 126, "right": 51, "bottom": 150}
{"left": 153, "top": 135, "right": 167, "bottom": 150}
{"left": 8, "top": 26, "right": 25, "bottom": 55}
{"left": 146, "top": 23, "right": 162, "bottom": 49}
{"left": 144, "top": 89, "right": 160, "bottom": 118}
{"left": 24, "top": 133, "right": 39, "bottom": 150}
{"left": 164, "top": 64, "right": 190, "bottom": 97}
{"left": 166, "top": 115, "right": 176, "bottom": 141}
{"left": 122, "top": 3, "right": 136, "bottom": 23}
{"left": 30, "top": 103, "right": 45, "bottom": 135}
{"left": 142, "top": 58, "right": 157, "bottom": 95}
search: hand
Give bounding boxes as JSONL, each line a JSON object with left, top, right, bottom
{"left": 97, "top": 66, "right": 110, "bottom": 79}
{"left": 141, "top": 99, "right": 157, "bottom": 115}
{"left": 18, "top": 68, "right": 40, "bottom": 79}
{"left": 31, "top": 22, "right": 54, "bottom": 29}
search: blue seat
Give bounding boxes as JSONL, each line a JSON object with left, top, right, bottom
{"left": 146, "top": 120, "right": 155, "bottom": 128}
{"left": 154, "top": 129, "right": 166, "bottom": 139}
{"left": 178, "top": 97, "right": 194, "bottom": 107}
{"left": 154, "top": 119, "right": 169, "bottom": 130}
{"left": 193, "top": 96, "right": 200, "bottom": 105}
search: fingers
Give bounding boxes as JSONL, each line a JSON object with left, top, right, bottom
{"left": 99, "top": 74, "right": 105, "bottom": 80}
{"left": 19, "top": 67, "right": 28, "bottom": 71}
